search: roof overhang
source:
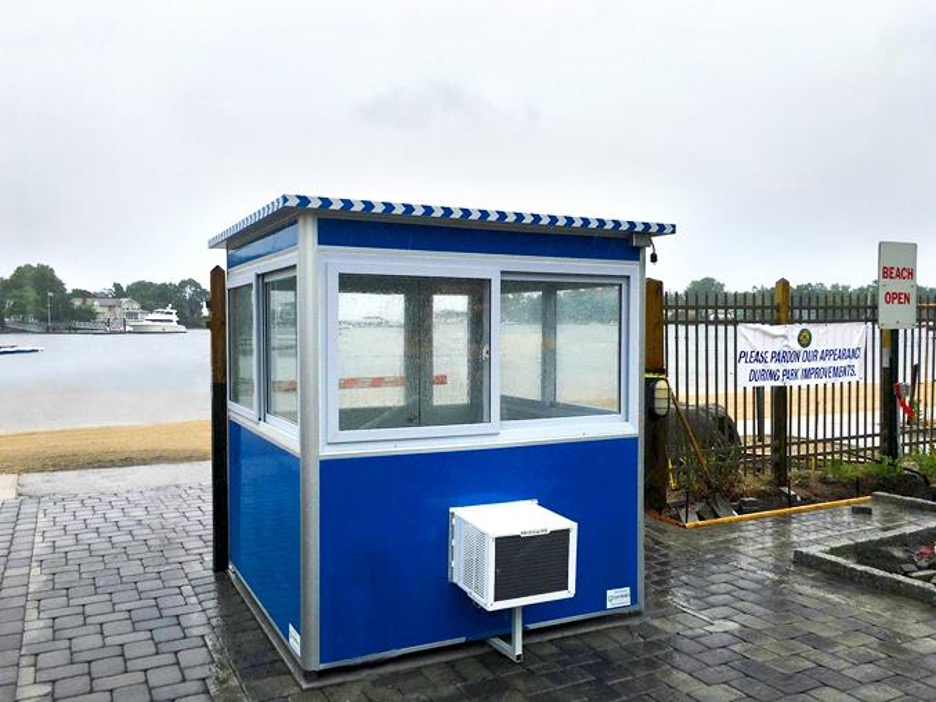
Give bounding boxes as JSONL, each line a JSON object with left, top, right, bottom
{"left": 208, "top": 194, "right": 677, "bottom": 249}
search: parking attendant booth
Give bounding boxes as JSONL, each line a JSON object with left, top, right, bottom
{"left": 209, "top": 194, "right": 676, "bottom": 673}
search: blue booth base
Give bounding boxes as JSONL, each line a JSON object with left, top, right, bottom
{"left": 228, "top": 422, "right": 302, "bottom": 654}
{"left": 228, "top": 420, "right": 642, "bottom": 671}
{"left": 318, "top": 437, "right": 642, "bottom": 668}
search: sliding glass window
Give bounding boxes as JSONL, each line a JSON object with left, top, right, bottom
{"left": 229, "top": 284, "right": 255, "bottom": 410}
{"left": 337, "top": 274, "right": 490, "bottom": 433}
{"left": 501, "top": 278, "right": 624, "bottom": 420}
{"left": 263, "top": 270, "right": 298, "bottom": 425}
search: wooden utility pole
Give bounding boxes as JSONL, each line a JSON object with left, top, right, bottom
{"left": 209, "top": 266, "right": 229, "bottom": 573}
{"left": 644, "top": 279, "right": 668, "bottom": 513}
{"left": 771, "top": 279, "right": 790, "bottom": 486}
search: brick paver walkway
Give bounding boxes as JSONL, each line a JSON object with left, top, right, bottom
{"left": 2, "top": 483, "right": 936, "bottom": 701}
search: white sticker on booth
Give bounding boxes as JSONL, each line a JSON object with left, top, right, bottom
{"left": 288, "top": 623, "right": 301, "bottom": 655}
{"left": 606, "top": 587, "right": 631, "bottom": 609}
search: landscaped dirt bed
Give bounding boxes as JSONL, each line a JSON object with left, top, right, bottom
{"left": 794, "top": 493, "right": 936, "bottom": 605}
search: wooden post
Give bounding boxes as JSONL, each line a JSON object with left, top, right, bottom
{"left": 644, "top": 279, "right": 668, "bottom": 513}
{"left": 210, "top": 265, "right": 229, "bottom": 573}
{"left": 771, "top": 278, "right": 790, "bottom": 486}
{"left": 880, "top": 329, "right": 899, "bottom": 460}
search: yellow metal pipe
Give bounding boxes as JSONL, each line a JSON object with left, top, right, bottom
{"left": 679, "top": 496, "right": 871, "bottom": 529}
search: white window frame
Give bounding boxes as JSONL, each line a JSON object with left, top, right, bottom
{"left": 319, "top": 250, "right": 641, "bottom": 455}
{"left": 323, "top": 253, "right": 500, "bottom": 444}
{"left": 261, "top": 266, "right": 299, "bottom": 434}
{"left": 227, "top": 249, "right": 300, "bottom": 453}
{"left": 497, "top": 258, "right": 638, "bottom": 442}
{"left": 226, "top": 272, "right": 257, "bottom": 421}
{"left": 499, "top": 272, "right": 629, "bottom": 428}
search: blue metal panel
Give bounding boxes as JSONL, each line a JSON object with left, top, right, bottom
{"left": 229, "top": 421, "right": 301, "bottom": 645}
{"left": 227, "top": 221, "right": 298, "bottom": 268}
{"left": 317, "top": 218, "right": 640, "bottom": 261}
{"left": 318, "top": 438, "right": 640, "bottom": 664}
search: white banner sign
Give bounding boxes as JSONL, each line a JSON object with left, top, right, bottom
{"left": 737, "top": 322, "right": 868, "bottom": 388}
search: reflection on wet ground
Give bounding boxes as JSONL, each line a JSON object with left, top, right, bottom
{"left": 2, "top": 484, "right": 936, "bottom": 701}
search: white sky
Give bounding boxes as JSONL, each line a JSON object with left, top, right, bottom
{"left": 2, "top": 1, "right": 934, "bottom": 293}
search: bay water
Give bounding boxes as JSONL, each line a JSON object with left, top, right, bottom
{"left": 0, "top": 331, "right": 210, "bottom": 433}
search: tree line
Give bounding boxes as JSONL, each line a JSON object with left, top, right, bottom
{"left": 0, "top": 263, "right": 209, "bottom": 329}
{"left": 683, "top": 276, "right": 936, "bottom": 299}
{"left": 676, "top": 277, "right": 936, "bottom": 323}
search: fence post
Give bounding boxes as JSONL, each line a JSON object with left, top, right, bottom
{"left": 210, "top": 265, "right": 229, "bottom": 574}
{"left": 644, "top": 279, "right": 668, "bottom": 513}
{"left": 880, "top": 329, "right": 899, "bottom": 460}
{"left": 771, "top": 278, "right": 791, "bottom": 486}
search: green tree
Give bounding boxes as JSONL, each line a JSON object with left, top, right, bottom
{"left": 71, "top": 304, "right": 98, "bottom": 322}
{"left": 7, "top": 287, "right": 40, "bottom": 320}
{"left": 1, "top": 263, "right": 75, "bottom": 322}
{"left": 123, "top": 278, "right": 208, "bottom": 327}
{"left": 125, "top": 280, "right": 174, "bottom": 312}
{"left": 175, "top": 278, "right": 209, "bottom": 327}
{"left": 685, "top": 277, "right": 726, "bottom": 296}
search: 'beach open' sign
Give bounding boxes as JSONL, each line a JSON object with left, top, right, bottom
{"left": 878, "top": 241, "right": 917, "bottom": 330}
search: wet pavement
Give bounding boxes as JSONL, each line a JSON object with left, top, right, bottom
{"left": 2, "top": 471, "right": 936, "bottom": 701}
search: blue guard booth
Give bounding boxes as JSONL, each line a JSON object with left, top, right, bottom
{"left": 208, "top": 195, "right": 676, "bottom": 673}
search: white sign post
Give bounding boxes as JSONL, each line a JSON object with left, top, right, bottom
{"left": 877, "top": 241, "right": 917, "bottom": 459}
{"left": 878, "top": 242, "right": 917, "bottom": 330}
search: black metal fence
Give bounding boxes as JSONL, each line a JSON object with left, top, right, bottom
{"left": 665, "top": 289, "right": 936, "bottom": 473}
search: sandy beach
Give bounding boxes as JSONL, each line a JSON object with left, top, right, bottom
{"left": 0, "top": 420, "right": 210, "bottom": 474}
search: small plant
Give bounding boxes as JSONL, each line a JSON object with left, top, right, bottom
{"left": 824, "top": 459, "right": 864, "bottom": 483}
{"left": 823, "top": 458, "right": 905, "bottom": 484}
{"left": 868, "top": 458, "right": 905, "bottom": 481}
{"left": 907, "top": 451, "right": 936, "bottom": 481}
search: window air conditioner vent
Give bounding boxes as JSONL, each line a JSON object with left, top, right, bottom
{"left": 449, "top": 500, "right": 577, "bottom": 611}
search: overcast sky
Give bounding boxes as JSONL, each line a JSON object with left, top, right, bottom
{"left": 2, "top": 1, "right": 933, "bottom": 293}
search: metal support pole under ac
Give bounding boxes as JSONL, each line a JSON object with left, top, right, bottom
{"left": 487, "top": 607, "right": 523, "bottom": 663}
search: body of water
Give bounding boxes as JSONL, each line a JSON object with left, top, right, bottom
{"left": 0, "top": 331, "right": 210, "bottom": 433}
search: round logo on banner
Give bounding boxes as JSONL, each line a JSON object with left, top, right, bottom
{"left": 797, "top": 328, "right": 813, "bottom": 348}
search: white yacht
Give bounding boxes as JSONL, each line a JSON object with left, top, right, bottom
{"left": 127, "top": 305, "right": 187, "bottom": 333}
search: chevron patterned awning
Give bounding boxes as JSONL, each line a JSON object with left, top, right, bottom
{"left": 209, "top": 194, "right": 676, "bottom": 248}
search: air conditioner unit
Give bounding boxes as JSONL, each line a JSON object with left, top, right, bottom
{"left": 449, "top": 500, "right": 577, "bottom": 612}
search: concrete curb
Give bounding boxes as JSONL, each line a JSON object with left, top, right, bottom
{"left": 0, "top": 473, "right": 17, "bottom": 501}
{"left": 794, "top": 493, "right": 936, "bottom": 606}
{"left": 15, "top": 461, "right": 210, "bottom": 496}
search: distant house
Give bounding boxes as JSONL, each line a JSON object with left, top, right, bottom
{"left": 71, "top": 296, "right": 142, "bottom": 328}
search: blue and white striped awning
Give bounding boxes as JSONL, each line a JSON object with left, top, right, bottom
{"left": 209, "top": 194, "right": 676, "bottom": 248}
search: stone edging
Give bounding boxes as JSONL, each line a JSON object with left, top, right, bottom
{"left": 793, "top": 492, "right": 936, "bottom": 606}
{"left": 871, "top": 491, "right": 936, "bottom": 513}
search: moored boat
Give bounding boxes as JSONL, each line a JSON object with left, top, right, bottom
{"left": 126, "top": 305, "right": 188, "bottom": 333}
{"left": 0, "top": 344, "right": 43, "bottom": 355}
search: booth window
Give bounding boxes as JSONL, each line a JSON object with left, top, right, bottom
{"left": 229, "top": 283, "right": 255, "bottom": 410}
{"left": 263, "top": 271, "right": 298, "bottom": 425}
{"left": 337, "top": 274, "right": 490, "bottom": 432}
{"left": 501, "top": 278, "right": 624, "bottom": 420}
